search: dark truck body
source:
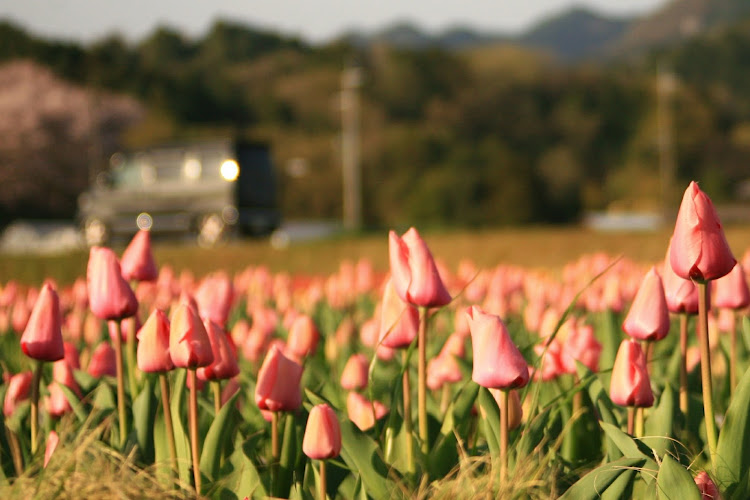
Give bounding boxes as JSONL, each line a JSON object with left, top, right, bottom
{"left": 78, "top": 138, "right": 280, "bottom": 246}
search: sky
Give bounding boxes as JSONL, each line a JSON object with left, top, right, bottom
{"left": 2, "top": 0, "right": 667, "bottom": 44}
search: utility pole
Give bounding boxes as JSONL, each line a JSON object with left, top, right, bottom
{"left": 341, "top": 66, "right": 362, "bottom": 231}
{"left": 657, "top": 65, "right": 676, "bottom": 224}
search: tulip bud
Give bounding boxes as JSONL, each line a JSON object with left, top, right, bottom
{"left": 197, "top": 319, "right": 240, "bottom": 381}
{"left": 378, "top": 278, "right": 419, "bottom": 349}
{"left": 3, "top": 371, "right": 32, "bottom": 417}
{"left": 195, "top": 272, "right": 234, "bottom": 328}
{"left": 609, "top": 340, "right": 654, "bottom": 408}
{"left": 713, "top": 262, "right": 750, "bottom": 310}
{"left": 87, "top": 247, "right": 138, "bottom": 320}
{"left": 120, "top": 229, "right": 158, "bottom": 282}
{"left": 303, "top": 404, "right": 342, "bottom": 460}
{"left": 340, "top": 353, "right": 369, "bottom": 391}
{"left": 169, "top": 302, "right": 214, "bottom": 369}
{"left": 388, "top": 228, "right": 451, "bottom": 308}
{"left": 44, "top": 430, "right": 59, "bottom": 468}
{"left": 561, "top": 324, "right": 602, "bottom": 374}
{"left": 467, "top": 306, "right": 529, "bottom": 390}
{"left": 21, "top": 283, "right": 65, "bottom": 362}
{"left": 87, "top": 342, "right": 117, "bottom": 378}
{"left": 346, "top": 391, "right": 388, "bottom": 431}
{"left": 694, "top": 471, "right": 722, "bottom": 500}
{"left": 286, "top": 314, "right": 320, "bottom": 360}
{"left": 669, "top": 181, "right": 736, "bottom": 282}
{"left": 662, "top": 244, "right": 700, "bottom": 314}
{"left": 137, "top": 309, "right": 174, "bottom": 373}
{"left": 622, "top": 267, "right": 670, "bottom": 342}
{"left": 255, "top": 345, "right": 303, "bottom": 412}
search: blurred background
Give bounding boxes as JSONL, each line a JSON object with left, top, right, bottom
{"left": 1, "top": 0, "right": 749, "bottom": 248}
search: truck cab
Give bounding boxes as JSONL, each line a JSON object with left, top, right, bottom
{"left": 78, "top": 138, "right": 280, "bottom": 246}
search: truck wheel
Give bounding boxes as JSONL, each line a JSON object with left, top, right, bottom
{"left": 83, "top": 218, "right": 109, "bottom": 247}
{"left": 196, "top": 213, "right": 226, "bottom": 247}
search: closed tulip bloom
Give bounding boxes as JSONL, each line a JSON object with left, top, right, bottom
{"left": 694, "top": 471, "right": 722, "bottom": 500}
{"left": 121, "top": 230, "right": 158, "bottom": 282}
{"left": 609, "top": 340, "right": 654, "bottom": 408}
{"left": 467, "top": 306, "right": 529, "bottom": 389}
{"left": 3, "top": 371, "right": 32, "bottom": 417}
{"left": 714, "top": 262, "right": 750, "bottom": 310}
{"left": 195, "top": 272, "right": 234, "bottom": 328}
{"left": 137, "top": 309, "right": 174, "bottom": 373}
{"left": 534, "top": 339, "right": 565, "bottom": 382}
{"left": 52, "top": 359, "right": 82, "bottom": 398}
{"left": 46, "top": 382, "right": 72, "bottom": 417}
{"left": 286, "top": 314, "right": 320, "bottom": 360}
{"left": 340, "top": 353, "right": 369, "bottom": 391}
{"left": 255, "top": 344, "right": 303, "bottom": 412}
{"left": 669, "top": 181, "right": 736, "bottom": 282}
{"left": 21, "top": 282, "right": 65, "bottom": 362}
{"left": 346, "top": 391, "right": 388, "bottom": 431}
{"left": 489, "top": 389, "right": 523, "bottom": 430}
{"left": 63, "top": 342, "right": 81, "bottom": 370}
{"left": 44, "top": 430, "right": 59, "bottom": 468}
{"left": 663, "top": 245, "right": 700, "bottom": 314}
{"left": 169, "top": 302, "right": 214, "bottom": 369}
{"left": 11, "top": 300, "right": 30, "bottom": 333}
{"left": 303, "top": 404, "right": 342, "bottom": 460}
{"left": 87, "top": 247, "right": 138, "bottom": 320}
{"left": 622, "top": 267, "right": 670, "bottom": 342}
{"left": 378, "top": 278, "right": 419, "bottom": 349}
{"left": 561, "top": 324, "right": 602, "bottom": 374}
{"left": 87, "top": 342, "right": 117, "bottom": 378}
{"left": 197, "top": 319, "right": 240, "bottom": 381}
{"left": 389, "top": 228, "right": 451, "bottom": 308}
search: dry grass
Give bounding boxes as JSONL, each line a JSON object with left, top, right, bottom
{"left": 3, "top": 225, "right": 750, "bottom": 285}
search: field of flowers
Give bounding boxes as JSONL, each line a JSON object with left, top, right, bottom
{"left": 0, "top": 181, "right": 748, "bottom": 499}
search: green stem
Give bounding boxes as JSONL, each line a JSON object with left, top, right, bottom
{"left": 402, "top": 351, "right": 414, "bottom": 477}
{"left": 159, "top": 373, "right": 178, "bottom": 480}
{"left": 126, "top": 316, "right": 139, "bottom": 397}
{"left": 440, "top": 384, "right": 451, "bottom": 414}
{"left": 212, "top": 380, "right": 222, "bottom": 416}
{"left": 698, "top": 282, "right": 717, "bottom": 469}
{"left": 6, "top": 427, "right": 22, "bottom": 475}
{"left": 319, "top": 459, "right": 327, "bottom": 500}
{"left": 627, "top": 407, "right": 635, "bottom": 435}
{"left": 499, "top": 389, "right": 508, "bottom": 484}
{"left": 30, "top": 359, "right": 43, "bottom": 455}
{"left": 679, "top": 313, "right": 689, "bottom": 416}
{"left": 730, "top": 309, "right": 737, "bottom": 395}
{"left": 111, "top": 320, "right": 128, "bottom": 447}
{"left": 635, "top": 407, "right": 644, "bottom": 438}
{"left": 271, "top": 411, "right": 279, "bottom": 495}
{"left": 417, "top": 307, "right": 429, "bottom": 455}
{"left": 188, "top": 369, "right": 201, "bottom": 493}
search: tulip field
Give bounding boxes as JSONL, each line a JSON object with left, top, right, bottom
{"left": 2, "top": 182, "right": 750, "bottom": 499}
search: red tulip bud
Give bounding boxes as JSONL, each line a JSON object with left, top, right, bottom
{"left": 694, "top": 471, "right": 722, "bottom": 500}
{"left": 87, "top": 342, "right": 117, "bottom": 378}
{"left": 303, "top": 404, "right": 342, "bottom": 460}
{"left": 87, "top": 247, "right": 138, "bottom": 320}
{"left": 255, "top": 344, "right": 302, "bottom": 412}
{"left": 121, "top": 230, "right": 158, "bottom": 282}
{"left": 610, "top": 340, "right": 654, "bottom": 408}
{"left": 169, "top": 302, "right": 214, "bottom": 369}
{"left": 44, "top": 430, "right": 59, "bottom": 468}
{"left": 340, "top": 353, "right": 369, "bottom": 391}
{"left": 3, "top": 371, "right": 32, "bottom": 417}
{"left": 346, "top": 391, "right": 388, "bottom": 431}
{"left": 286, "top": 314, "right": 320, "bottom": 360}
{"left": 378, "top": 278, "right": 419, "bottom": 348}
{"left": 197, "top": 319, "right": 240, "bottom": 381}
{"left": 21, "top": 283, "right": 64, "bottom": 362}
{"left": 622, "top": 267, "right": 670, "bottom": 342}
{"left": 714, "top": 262, "right": 750, "bottom": 310}
{"left": 137, "top": 309, "right": 174, "bottom": 373}
{"left": 388, "top": 228, "right": 451, "bottom": 308}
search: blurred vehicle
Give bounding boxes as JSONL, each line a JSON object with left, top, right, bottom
{"left": 78, "top": 138, "right": 280, "bottom": 246}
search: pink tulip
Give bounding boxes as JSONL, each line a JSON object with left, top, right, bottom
{"left": 533, "top": 339, "right": 565, "bottom": 382}
{"left": 255, "top": 344, "right": 302, "bottom": 412}
{"left": 87, "top": 247, "right": 138, "bottom": 320}
{"left": 561, "top": 324, "right": 602, "bottom": 374}
{"left": 713, "top": 262, "right": 750, "bottom": 310}
{"left": 286, "top": 314, "right": 320, "bottom": 360}
{"left": 662, "top": 245, "right": 700, "bottom": 314}
{"left": 378, "top": 278, "right": 419, "bottom": 349}
{"left": 63, "top": 342, "right": 81, "bottom": 370}
{"left": 137, "top": 309, "right": 174, "bottom": 373}
{"left": 467, "top": 306, "right": 529, "bottom": 389}
{"left": 302, "top": 404, "right": 342, "bottom": 460}
{"left": 44, "top": 430, "right": 59, "bottom": 468}
{"left": 3, "top": 371, "right": 32, "bottom": 417}
{"left": 169, "top": 302, "right": 214, "bottom": 369}
{"left": 46, "top": 382, "right": 72, "bottom": 417}
{"left": 622, "top": 267, "right": 670, "bottom": 342}
{"left": 195, "top": 272, "right": 234, "bottom": 328}
{"left": 346, "top": 391, "right": 388, "bottom": 431}
{"left": 87, "top": 342, "right": 117, "bottom": 378}
{"left": 120, "top": 229, "right": 158, "bottom": 282}
{"left": 669, "top": 181, "right": 736, "bottom": 282}
{"left": 694, "top": 471, "right": 722, "bottom": 499}
{"left": 609, "top": 340, "right": 654, "bottom": 408}
{"left": 388, "top": 228, "right": 451, "bottom": 307}
{"left": 20, "top": 282, "right": 65, "bottom": 362}
{"left": 197, "top": 319, "right": 240, "bottom": 381}
{"left": 340, "top": 353, "right": 369, "bottom": 391}
{"left": 489, "top": 389, "right": 523, "bottom": 430}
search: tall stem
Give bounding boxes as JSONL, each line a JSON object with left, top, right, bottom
{"left": 499, "top": 389, "right": 508, "bottom": 484}
{"left": 188, "top": 369, "right": 201, "bottom": 493}
{"left": 160, "top": 373, "right": 178, "bottom": 478}
{"left": 319, "top": 459, "right": 327, "bottom": 500}
{"left": 126, "top": 317, "right": 139, "bottom": 396}
{"left": 698, "top": 282, "right": 717, "bottom": 469}
{"left": 7, "top": 427, "right": 22, "bottom": 475}
{"left": 440, "top": 384, "right": 451, "bottom": 414}
{"left": 402, "top": 350, "right": 414, "bottom": 476}
{"left": 730, "top": 309, "right": 737, "bottom": 395}
{"left": 30, "top": 360, "right": 42, "bottom": 455}
{"left": 417, "top": 307, "right": 429, "bottom": 455}
{"left": 212, "top": 381, "right": 222, "bottom": 416}
{"left": 271, "top": 411, "right": 279, "bottom": 496}
{"left": 635, "top": 408, "right": 644, "bottom": 438}
{"left": 111, "top": 320, "right": 128, "bottom": 447}
{"left": 627, "top": 407, "right": 635, "bottom": 435}
{"left": 679, "top": 313, "right": 689, "bottom": 416}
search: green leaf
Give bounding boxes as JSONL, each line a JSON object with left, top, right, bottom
{"left": 600, "top": 421, "right": 651, "bottom": 460}
{"left": 476, "top": 387, "right": 500, "bottom": 457}
{"left": 59, "top": 384, "right": 88, "bottom": 423}
{"left": 277, "top": 412, "right": 300, "bottom": 499}
{"left": 169, "top": 370, "right": 191, "bottom": 486}
{"left": 600, "top": 468, "right": 636, "bottom": 500}
{"left": 643, "top": 384, "right": 677, "bottom": 459}
{"left": 656, "top": 454, "right": 701, "bottom": 500}
{"left": 559, "top": 457, "right": 645, "bottom": 500}
{"left": 92, "top": 381, "right": 116, "bottom": 410}
{"left": 221, "top": 435, "right": 267, "bottom": 499}
{"left": 200, "top": 393, "right": 239, "bottom": 481}
{"left": 715, "top": 365, "right": 750, "bottom": 497}
{"left": 132, "top": 378, "right": 157, "bottom": 464}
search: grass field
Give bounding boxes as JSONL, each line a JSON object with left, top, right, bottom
{"left": 4, "top": 224, "right": 750, "bottom": 285}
